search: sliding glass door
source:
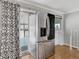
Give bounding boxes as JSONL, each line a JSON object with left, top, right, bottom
{"left": 19, "top": 8, "right": 37, "bottom": 57}
{"left": 19, "top": 11, "right": 29, "bottom": 55}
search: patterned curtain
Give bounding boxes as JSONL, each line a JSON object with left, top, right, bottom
{"left": 0, "top": 0, "right": 20, "bottom": 59}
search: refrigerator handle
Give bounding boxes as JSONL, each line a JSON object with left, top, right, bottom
{"left": 46, "top": 16, "right": 50, "bottom": 37}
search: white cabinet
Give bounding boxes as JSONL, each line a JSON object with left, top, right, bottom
{"left": 36, "top": 40, "right": 54, "bottom": 59}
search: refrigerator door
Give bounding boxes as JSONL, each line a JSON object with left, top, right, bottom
{"left": 46, "top": 16, "right": 50, "bottom": 37}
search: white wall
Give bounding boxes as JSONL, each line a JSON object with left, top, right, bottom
{"left": 65, "top": 12, "right": 79, "bottom": 31}
{"left": 64, "top": 11, "right": 79, "bottom": 45}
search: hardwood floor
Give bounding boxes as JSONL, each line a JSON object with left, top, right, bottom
{"left": 21, "top": 45, "right": 79, "bottom": 59}
{"left": 48, "top": 45, "right": 79, "bottom": 59}
{"left": 21, "top": 55, "right": 33, "bottom": 59}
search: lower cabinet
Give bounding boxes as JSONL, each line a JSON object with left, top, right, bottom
{"left": 36, "top": 41, "right": 54, "bottom": 59}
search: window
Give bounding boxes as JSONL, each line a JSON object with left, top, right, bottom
{"left": 55, "top": 17, "right": 62, "bottom": 31}
{"left": 19, "top": 12, "right": 29, "bottom": 53}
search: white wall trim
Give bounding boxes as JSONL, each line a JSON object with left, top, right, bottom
{"left": 56, "top": 43, "right": 79, "bottom": 50}
{"left": 64, "top": 9, "right": 79, "bottom": 14}
{"left": 55, "top": 43, "right": 64, "bottom": 45}
{"left": 63, "top": 43, "right": 79, "bottom": 49}
{"left": 17, "top": 0, "right": 64, "bottom": 15}
{"left": 17, "top": 0, "right": 79, "bottom": 15}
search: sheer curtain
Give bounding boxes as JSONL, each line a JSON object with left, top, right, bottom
{"left": 0, "top": 0, "right": 20, "bottom": 59}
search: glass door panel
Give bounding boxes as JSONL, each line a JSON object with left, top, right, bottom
{"left": 19, "top": 8, "right": 37, "bottom": 58}
{"left": 19, "top": 11, "right": 29, "bottom": 55}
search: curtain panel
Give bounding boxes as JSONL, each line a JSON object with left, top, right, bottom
{"left": 0, "top": 0, "right": 20, "bottom": 59}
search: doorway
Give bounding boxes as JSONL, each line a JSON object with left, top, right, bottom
{"left": 19, "top": 8, "right": 38, "bottom": 59}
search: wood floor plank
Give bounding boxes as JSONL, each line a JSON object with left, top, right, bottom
{"left": 21, "top": 55, "right": 33, "bottom": 59}
{"left": 21, "top": 45, "right": 79, "bottom": 59}
{"left": 48, "top": 45, "right": 79, "bottom": 59}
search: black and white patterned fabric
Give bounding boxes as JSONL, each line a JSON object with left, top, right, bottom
{"left": 0, "top": 0, "right": 20, "bottom": 59}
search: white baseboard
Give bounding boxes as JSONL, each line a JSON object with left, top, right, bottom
{"left": 55, "top": 43, "right": 79, "bottom": 50}
{"left": 55, "top": 43, "right": 64, "bottom": 46}
{"left": 63, "top": 43, "right": 79, "bottom": 49}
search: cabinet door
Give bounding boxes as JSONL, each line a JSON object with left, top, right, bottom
{"left": 44, "top": 42, "right": 54, "bottom": 58}
{"left": 38, "top": 44, "right": 45, "bottom": 59}
{"left": 36, "top": 41, "right": 54, "bottom": 59}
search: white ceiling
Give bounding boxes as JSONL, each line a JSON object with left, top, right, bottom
{"left": 18, "top": 0, "right": 79, "bottom": 14}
